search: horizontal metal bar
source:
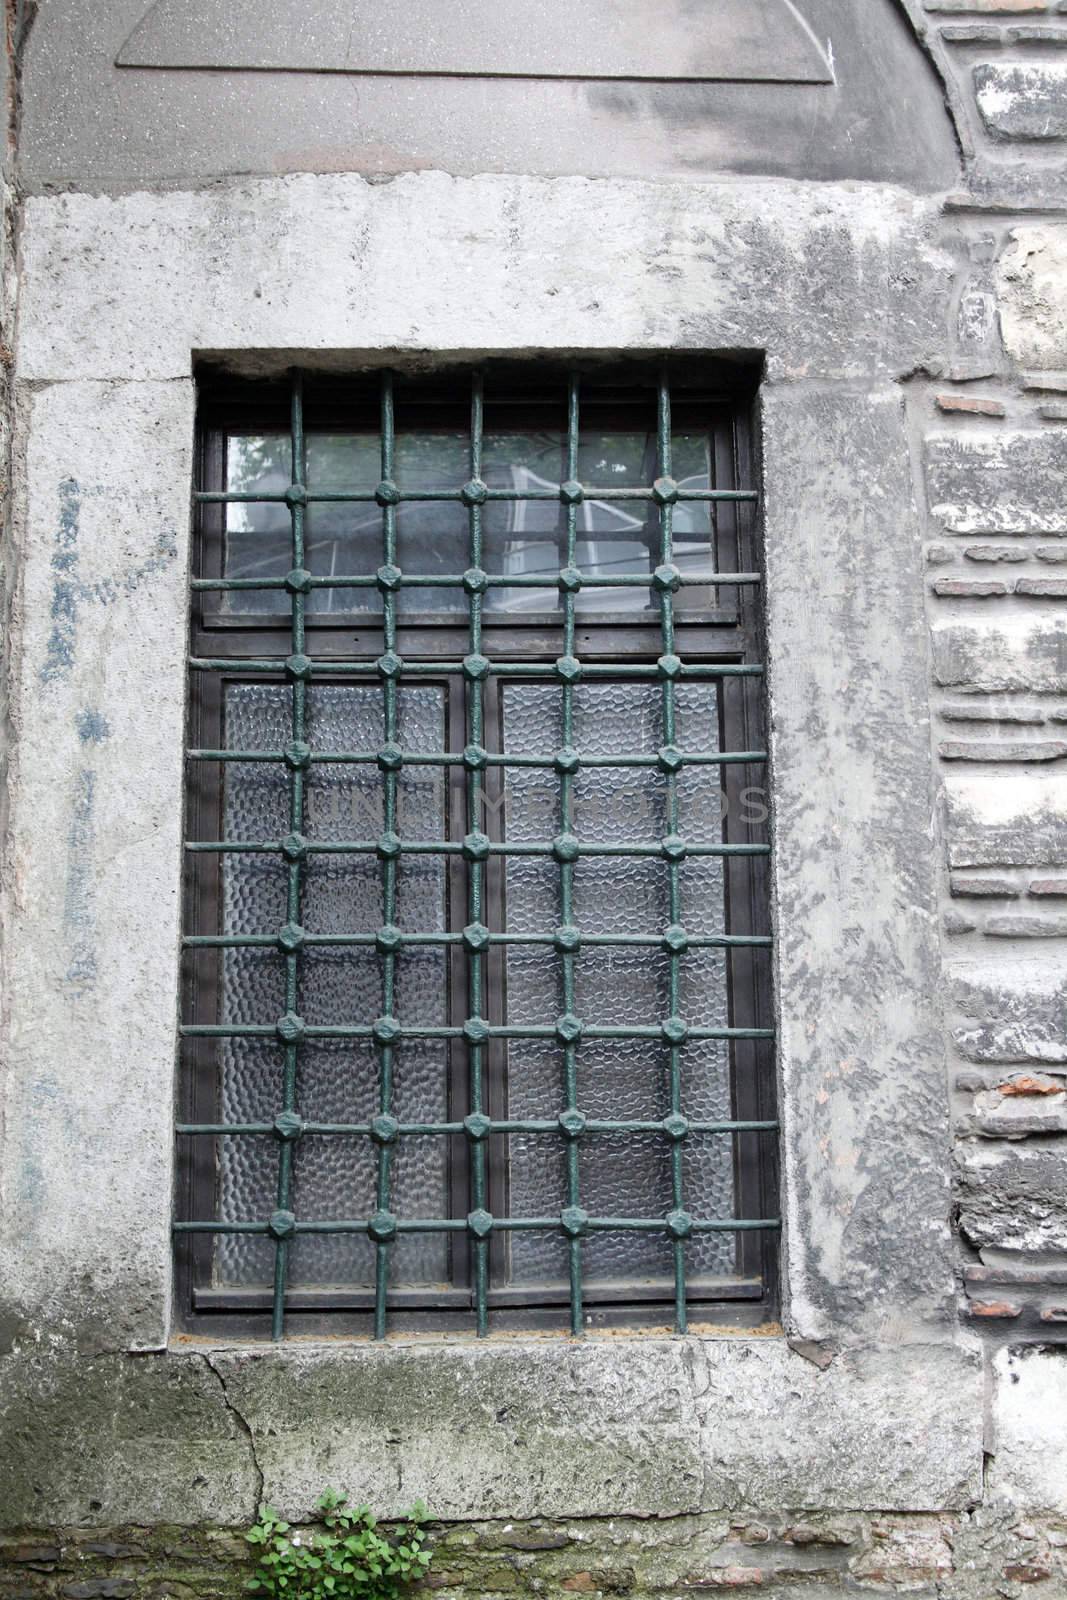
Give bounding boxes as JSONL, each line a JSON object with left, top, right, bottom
{"left": 184, "top": 839, "right": 771, "bottom": 858}
{"left": 187, "top": 747, "right": 767, "bottom": 768}
{"left": 176, "top": 1117, "right": 780, "bottom": 1137}
{"left": 192, "top": 571, "right": 763, "bottom": 592}
{"left": 183, "top": 931, "right": 773, "bottom": 949}
{"left": 195, "top": 487, "right": 760, "bottom": 506}
{"left": 188, "top": 657, "right": 764, "bottom": 679}
{"left": 181, "top": 1022, "right": 774, "bottom": 1041}
{"left": 174, "top": 1216, "right": 782, "bottom": 1235}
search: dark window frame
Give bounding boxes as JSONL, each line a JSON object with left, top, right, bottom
{"left": 177, "top": 361, "right": 778, "bottom": 1340}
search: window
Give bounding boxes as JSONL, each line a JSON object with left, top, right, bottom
{"left": 177, "top": 361, "right": 778, "bottom": 1339}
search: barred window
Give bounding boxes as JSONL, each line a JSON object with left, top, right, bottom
{"left": 177, "top": 361, "right": 778, "bottom": 1339}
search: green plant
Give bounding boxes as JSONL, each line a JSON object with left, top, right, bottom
{"left": 245, "top": 1490, "right": 432, "bottom": 1599}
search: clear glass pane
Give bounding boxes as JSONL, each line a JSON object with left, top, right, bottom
{"left": 215, "top": 682, "right": 450, "bottom": 1290}
{"left": 501, "top": 680, "right": 735, "bottom": 1290}
{"left": 222, "top": 429, "right": 716, "bottom": 617}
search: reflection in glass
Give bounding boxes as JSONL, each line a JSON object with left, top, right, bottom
{"left": 224, "top": 429, "right": 717, "bottom": 617}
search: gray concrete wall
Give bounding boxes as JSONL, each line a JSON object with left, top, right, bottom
{"left": 0, "top": 3, "right": 1066, "bottom": 1597}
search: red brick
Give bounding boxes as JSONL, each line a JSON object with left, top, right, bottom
{"left": 936, "top": 393, "right": 1006, "bottom": 416}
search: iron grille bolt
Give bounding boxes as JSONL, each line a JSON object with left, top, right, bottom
{"left": 558, "top": 1108, "right": 586, "bottom": 1140}
{"left": 558, "top": 566, "right": 582, "bottom": 594}
{"left": 368, "top": 1209, "right": 397, "bottom": 1242}
{"left": 666, "top": 1209, "right": 694, "bottom": 1240}
{"left": 463, "top": 653, "right": 491, "bottom": 681}
{"left": 376, "top": 651, "right": 403, "bottom": 679}
{"left": 553, "top": 833, "right": 580, "bottom": 864}
{"left": 376, "top": 564, "right": 403, "bottom": 593}
{"left": 370, "top": 1114, "right": 400, "bottom": 1146}
{"left": 273, "top": 1112, "right": 305, "bottom": 1142}
{"left": 463, "top": 831, "right": 491, "bottom": 862}
{"left": 652, "top": 563, "right": 682, "bottom": 594}
{"left": 554, "top": 924, "right": 581, "bottom": 953}
{"left": 554, "top": 747, "right": 580, "bottom": 776}
{"left": 560, "top": 1206, "right": 590, "bottom": 1238}
{"left": 555, "top": 655, "right": 582, "bottom": 683}
{"left": 555, "top": 1013, "right": 584, "bottom": 1045}
{"left": 662, "top": 923, "right": 689, "bottom": 955}
{"left": 652, "top": 476, "right": 679, "bottom": 506}
{"left": 376, "top": 743, "right": 404, "bottom": 772}
{"left": 281, "top": 832, "right": 308, "bottom": 862}
{"left": 467, "top": 1208, "right": 493, "bottom": 1238}
{"left": 661, "top": 834, "right": 687, "bottom": 863}
{"left": 284, "top": 485, "right": 308, "bottom": 508}
{"left": 657, "top": 652, "right": 683, "bottom": 680}
{"left": 375, "top": 479, "right": 401, "bottom": 507}
{"left": 276, "top": 1011, "right": 307, "bottom": 1044}
{"left": 663, "top": 1114, "right": 690, "bottom": 1142}
{"left": 268, "top": 1208, "right": 297, "bottom": 1239}
{"left": 285, "top": 653, "right": 313, "bottom": 682}
{"left": 375, "top": 924, "right": 404, "bottom": 955}
{"left": 284, "top": 740, "right": 312, "bottom": 771}
{"left": 462, "top": 922, "right": 491, "bottom": 953}
{"left": 657, "top": 744, "right": 684, "bottom": 774}
{"left": 284, "top": 567, "right": 313, "bottom": 595}
{"left": 461, "top": 478, "right": 489, "bottom": 507}
{"left": 559, "top": 479, "right": 584, "bottom": 506}
{"left": 662, "top": 1017, "right": 689, "bottom": 1046}
{"left": 377, "top": 832, "right": 402, "bottom": 860}
{"left": 464, "top": 1113, "right": 492, "bottom": 1142}
{"left": 462, "top": 567, "right": 489, "bottom": 595}
{"left": 463, "top": 1017, "right": 491, "bottom": 1045}
{"left": 372, "top": 1015, "right": 401, "bottom": 1046}
{"left": 462, "top": 743, "right": 488, "bottom": 771}
{"left": 277, "top": 921, "right": 306, "bottom": 953}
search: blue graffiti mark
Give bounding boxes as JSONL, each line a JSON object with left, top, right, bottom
{"left": 39, "top": 478, "right": 179, "bottom": 686}
{"left": 75, "top": 709, "right": 111, "bottom": 744}
{"left": 64, "top": 767, "right": 98, "bottom": 992}
{"left": 41, "top": 478, "right": 81, "bottom": 685}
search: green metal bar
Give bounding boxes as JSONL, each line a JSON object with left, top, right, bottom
{"left": 189, "top": 659, "right": 765, "bottom": 680}
{"left": 195, "top": 487, "right": 759, "bottom": 506}
{"left": 178, "top": 1117, "right": 779, "bottom": 1137}
{"left": 374, "top": 369, "right": 399, "bottom": 1340}
{"left": 560, "top": 371, "right": 583, "bottom": 1336}
{"left": 186, "top": 748, "right": 768, "bottom": 767}
{"left": 183, "top": 1022, "right": 774, "bottom": 1041}
{"left": 176, "top": 1215, "right": 782, "bottom": 1236}
{"left": 191, "top": 571, "right": 763, "bottom": 592}
{"left": 466, "top": 373, "right": 490, "bottom": 1336}
{"left": 184, "top": 930, "right": 772, "bottom": 950}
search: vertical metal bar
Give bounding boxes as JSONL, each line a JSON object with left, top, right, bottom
{"left": 272, "top": 368, "right": 308, "bottom": 1341}
{"left": 656, "top": 370, "right": 687, "bottom": 1335}
{"left": 561, "top": 372, "right": 583, "bottom": 1337}
{"left": 374, "top": 370, "right": 399, "bottom": 1339}
{"left": 467, "top": 373, "right": 490, "bottom": 1336}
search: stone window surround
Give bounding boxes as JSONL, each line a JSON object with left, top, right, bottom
{"left": 0, "top": 171, "right": 982, "bottom": 1525}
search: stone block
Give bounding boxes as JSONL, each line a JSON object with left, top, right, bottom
{"left": 925, "top": 432, "right": 1067, "bottom": 533}
{"left": 975, "top": 63, "right": 1067, "bottom": 139}
{"left": 998, "top": 227, "right": 1067, "bottom": 370}
{"left": 956, "top": 1142, "right": 1067, "bottom": 1252}
{"left": 931, "top": 614, "right": 1067, "bottom": 693}
{"left": 990, "top": 1346, "right": 1067, "bottom": 1513}
{"left": 946, "top": 772, "right": 1067, "bottom": 865}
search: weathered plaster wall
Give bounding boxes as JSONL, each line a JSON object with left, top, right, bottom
{"left": 0, "top": 3, "right": 1065, "bottom": 1598}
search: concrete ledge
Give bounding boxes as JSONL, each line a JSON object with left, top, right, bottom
{"left": 0, "top": 1339, "right": 983, "bottom": 1528}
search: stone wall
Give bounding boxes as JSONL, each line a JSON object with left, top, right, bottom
{"left": 0, "top": 3, "right": 1066, "bottom": 1597}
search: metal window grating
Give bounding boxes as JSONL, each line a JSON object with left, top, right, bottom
{"left": 177, "top": 365, "right": 779, "bottom": 1340}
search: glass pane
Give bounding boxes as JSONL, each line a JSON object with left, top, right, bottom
{"left": 215, "top": 682, "right": 450, "bottom": 1291}
{"left": 222, "top": 429, "right": 716, "bottom": 617}
{"left": 501, "top": 680, "right": 735, "bottom": 1290}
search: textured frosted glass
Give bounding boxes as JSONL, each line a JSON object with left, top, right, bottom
{"left": 502, "top": 681, "right": 734, "bottom": 1286}
{"left": 216, "top": 683, "right": 450, "bottom": 1290}
{"left": 224, "top": 429, "right": 716, "bottom": 617}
